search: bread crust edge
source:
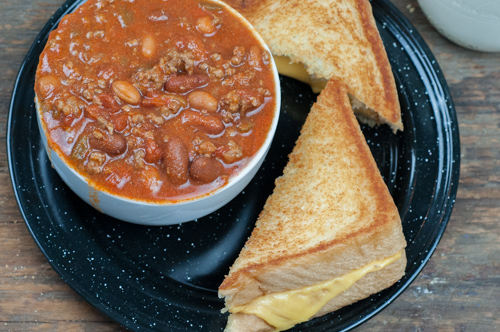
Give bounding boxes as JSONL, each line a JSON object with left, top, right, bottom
{"left": 224, "top": 250, "right": 407, "bottom": 332}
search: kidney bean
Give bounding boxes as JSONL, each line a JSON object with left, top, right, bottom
{"left": 89, "top": 129, "right": 127, "bottom": 156}
{"left": 189, "top": 157, "right": 223, "bottom": 184}
{"left": 99, "top": 93, "right": 121, "bottom": 112}
{"left": 181, "top": 109, "right": 224, "bottom": 135}
{"left": 112, "top": 80, "right": 141, "bottom": 105}
{"left": 165, "top": 74, "right": 209, "bottom": 93}
{"left": 188, "top": 91, "right": 218, "bottom": 113}
{"left": 164, "top": 137, "right": 189, "bottom": 185}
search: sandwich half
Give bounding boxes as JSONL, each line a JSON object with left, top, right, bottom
{"left": 218, "top": 80, "right": 407, "bottom": 331}
{"left": 223, "top": 0, "right": 403, "bottom": 133}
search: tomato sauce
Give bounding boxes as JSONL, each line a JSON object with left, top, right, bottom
{"left": 35, "top": 0, "right": 277, "bottom": 202}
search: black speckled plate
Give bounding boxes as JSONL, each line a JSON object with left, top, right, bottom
{"left": 7, "top": 0, "right": 460, "bottom": 331}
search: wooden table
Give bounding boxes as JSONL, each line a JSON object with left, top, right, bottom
{"left": 1, "top": 0, "right": 498, "bottom": 331}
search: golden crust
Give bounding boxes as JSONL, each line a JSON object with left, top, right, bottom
{"left": 223, "top": 0, "right": 403, "bottom": 132}
{"left": 218, "top": 80, "right": 406, "bottom": 313}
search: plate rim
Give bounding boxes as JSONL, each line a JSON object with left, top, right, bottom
{"left": 7, "top": 0, "right": 460, "bottom": 331}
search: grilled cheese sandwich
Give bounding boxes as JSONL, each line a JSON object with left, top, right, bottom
{"left": 230, "top": 250, "right": 403, "bottom": 331}
{"left": 274, "top": 55, "right": 385, "bottom": 128}
{"left": 273, "top": 56, "right": 327, "bottom": 93}
{"left": 223, "top": 0, "right": 403, "bottom": 132}
{"left": 219, "top": 80, "right": 407, "bottom": 331}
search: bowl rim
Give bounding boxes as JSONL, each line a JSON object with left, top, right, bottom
{"left": 419, "top": 0, "right": 500, "bottom": 23}
{"left": 35, "top": 0, "right": 282, "bottom": 207}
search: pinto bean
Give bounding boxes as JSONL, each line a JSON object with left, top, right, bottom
{"left": 141, "top": 35, "right": 156, "bottom": 58}
{"left": 164, "top": 137, "right": 189, "bottom": 185}
{"left": 165, "top": 74, "right": 209, "bottom": 93}
{"left": 37, "top": 75, "right": 60, "bottom": 100}
{"left": 112, "top": 80, "right": 141, "bottom": 105}
{"left": 89, "top": 129, "right": 127, "bottom": 156}
{"left": 196, "top": 16, "right": 216, "bottom": 35}
{"left": 188, "top": 91, "right": 218, "bottom": 113}
{"left": 189, "top": 157, "right": 223, "bottom": 184}
{"left": 181, "top": 109, "right": 224, "bottom": 135}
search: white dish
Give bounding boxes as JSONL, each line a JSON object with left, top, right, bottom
{"left": 35, "top": 0, "right": 281, "bottom": 226}
{"left": 419, "top": 0, "right": 500, "bottom": 52}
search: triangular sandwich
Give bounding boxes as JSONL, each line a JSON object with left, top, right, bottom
{"left": 218, "top": 80, "right": 407, "bottom": 331}
{"left": 223, "top": 0, "right": 403, "bottom": 132}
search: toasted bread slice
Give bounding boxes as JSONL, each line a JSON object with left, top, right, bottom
{"left": 218, "top": 80, "right": 407, "bottom": 331}
{"left": 223, "top": 0, "right": 403, "bottom": 132}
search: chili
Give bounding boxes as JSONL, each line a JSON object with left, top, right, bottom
{"left": 35, "top": 0, "right": 276, "bottom": 202}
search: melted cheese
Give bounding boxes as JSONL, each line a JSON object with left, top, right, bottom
{"left": 273, "top": 56, "right": 327, "bottom": 93}
{"left": 230, "top": 251, "right": 403, "bottom": 331}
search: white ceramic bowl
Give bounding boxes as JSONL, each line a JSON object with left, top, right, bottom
{"left": 36, "top": 0, "right": 281, "bottom": 226}
{"left": 419, "top": 0, "right": 500, "bottom": 52}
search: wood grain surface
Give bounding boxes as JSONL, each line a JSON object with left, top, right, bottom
{"left": 1, "top": 0, "right": 499, "bottom": 331}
